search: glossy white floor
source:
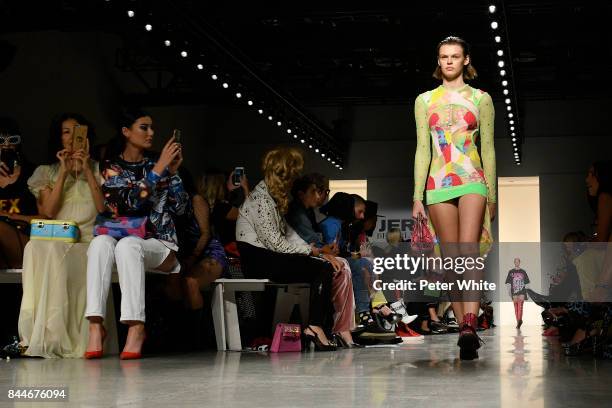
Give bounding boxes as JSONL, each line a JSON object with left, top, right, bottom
{"left": 1, "top": 325, "right": 611, "bottom": 407}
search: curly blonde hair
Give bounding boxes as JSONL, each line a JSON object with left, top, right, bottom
{"left": 262, "top": 146, "right": 304, "bottom": 214}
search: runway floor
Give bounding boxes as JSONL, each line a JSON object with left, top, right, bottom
{"left": 1, "top": 325, "right": 611, "bottom": 407}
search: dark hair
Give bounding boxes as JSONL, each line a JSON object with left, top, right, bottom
{"left": 179, "top": 167, "right": 197, "bottom": 196}
{"left": 307, "top": 172, "right": 329, "bottom": 192}
{"left": 0, "top": 116, "right": 29, "bottom": 168}
{"left": 291, "top": 174, "right": 317, "bottom": 199}
{"left": 105, "top": 107, "right": 152, "bottom": 160}
{"left": 587, "top": 160, "right": 612, "bottom": 213}
{"left": 432, "top": 36, "right": 478, "bottom": 81}
{"left": 351, "top": 194, "right": 366, "bottom": 208}
{"left": 320, "top": 192, "right": 355, "bottom": 221}
{"left": 47, "top": 113, "right": 95, "bottom": 164}
{"left": 0, "top": 116, "right": 20, "bottom": 136}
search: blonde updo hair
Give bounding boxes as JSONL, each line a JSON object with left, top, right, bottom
{"left": 262, "top": 146, "right": 304, "bottom": 214}
{"left": 432, "top": 36, "right": 478, "bottom": 81}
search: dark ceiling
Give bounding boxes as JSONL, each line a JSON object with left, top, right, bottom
{"left": 2, "top": 0, "right": 611, "bottom": 106}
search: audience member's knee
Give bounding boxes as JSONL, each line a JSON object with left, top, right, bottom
{"left": 115, "top": 236, "right": 145, "bottom": 260}
{"left": 87, "top": 235, "right": 117, "bottom": 257}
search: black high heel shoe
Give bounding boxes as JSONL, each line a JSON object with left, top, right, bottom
{"left": 565, "top": 330, "right": 603, "bottom": 357}
{"left": 302, "top": 326, "right": 337, "bottom": 352}
{"left": 372, "top": 305, "right": 402, "bottom": 327}
{"left": 332, "top": 333, "right": 364, "bottom": 349}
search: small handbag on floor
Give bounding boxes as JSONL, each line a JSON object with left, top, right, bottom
{"left": 270, "top": 323, "right": 302, "bottom": 353}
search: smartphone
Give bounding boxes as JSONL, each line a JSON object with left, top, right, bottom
{"left": 0, "top": 148, "right": 19, "bottom": 175}
{"left": 173, "top": 129, "right": 182, "bottom": 145}
{"left": 72, "top": 125, "right": 88, "bottom": 152}
{"left": 232, "top": 167, "right": 245, "bottom": 186}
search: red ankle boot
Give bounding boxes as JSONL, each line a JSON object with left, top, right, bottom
{"left": 457, "top": 313, "right": 482, "bottom": 360}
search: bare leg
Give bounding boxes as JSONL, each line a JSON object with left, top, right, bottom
{"left": 458, "top": 194, "right": 487, "bottom": 318}
{"left": 0, "top": 221, "right": 28, "bottom": 268}
{"left": 122, "top": 321, "right": 146, "bottom": 354}
{"left": 428, "top": 201, "right": 461, "bottom": 319}
{"left": 86, "top": 316, "right": 104, "bottom": 352}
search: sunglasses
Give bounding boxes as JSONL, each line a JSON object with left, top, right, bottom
{"left": 0, "top": 135, "right": 21, "bottom": 145}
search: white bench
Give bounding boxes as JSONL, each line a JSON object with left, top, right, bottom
{"left": 2, "top": 270, "right": 312, "bottom": 353}
{"left": 211, "top": 279, "right": 310, "bottom": 351}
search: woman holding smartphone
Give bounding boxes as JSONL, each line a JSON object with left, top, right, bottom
{"left": 412, "top": 36, "right": 496, "bottom": 360}
{"left": 84, "top": 108, "right": 188, "bottom": 360}
{"left": 19, "top": 113, "right": 104, "bottom": 358}
{"left": 0, "top": 117, "right": 38, "bottom": 269}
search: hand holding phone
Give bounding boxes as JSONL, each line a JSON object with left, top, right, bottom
{"left": 72, "top": 125, "right": 88, "bottom": 152}
{"left": 232, "top": 167, "right": 245, "bottom": 186}
{"left": 0, "top": 148, "right": 19, "bottom": 176}
{"left": 173, "top": 129, "right": 182, "bottom": 145}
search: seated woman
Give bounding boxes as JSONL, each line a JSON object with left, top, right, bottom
{"left": 0, "top": 117, "right": 38, "bottom": 269}
{"left": 19, "top": 113, "right": 105, "bottom": 358}
{"left": 237, "top": 146, "right": 340, "bottom": 351}
{"left": 208, "top": 169, "right": 249, "bottom": 257}
{"left": 286, "top": 175, "right": 357, "bottom": 347}
{"left": 172, "top": 169, "right": 228, "bottom": 348}
{"left": 319, "top": 193, "right": 397, "bottom": 336}
{"left": 546, "top": 161, "right": 612, "bottom": 355}
{"left": 84, "top": 108, "right": 188, "bottom": 360}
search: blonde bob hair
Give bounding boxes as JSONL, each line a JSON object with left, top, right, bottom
{"left": 262, "top": 146, "right": 304, "bottom": 214}
{"left": 432, "top": 36, "right": 478, "bottom": 81}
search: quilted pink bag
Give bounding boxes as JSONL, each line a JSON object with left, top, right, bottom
{"left": 270, "top": 323, "right": 302, "bottom": 353}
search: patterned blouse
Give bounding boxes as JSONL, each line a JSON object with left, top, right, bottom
{"left": 101, "top": 156, "right": 188, "bottom": 250}
{"left": 236, "top": 180, "right": 311, "bottom": 255}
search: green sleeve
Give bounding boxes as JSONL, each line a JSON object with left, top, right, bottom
{"left": 413, "top": 95, "right": 431, "bottom": 201}
{"left": 479, "top": 92, "right": 497, "bottom": 203}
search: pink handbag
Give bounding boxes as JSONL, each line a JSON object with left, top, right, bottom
{"left": 270, "top": 323, "right": 302, "bottom": 353}
{"left": 411, "top": 213, "right": 434, "bottom": 252}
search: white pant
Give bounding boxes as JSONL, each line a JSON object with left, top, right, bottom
{"left": 85, "top": 235, "right": 179, "bottom": 323}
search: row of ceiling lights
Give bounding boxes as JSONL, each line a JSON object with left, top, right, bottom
{"left": 488, "top": 3, "right": 521, "bottom": 166}
{"left": 120, "top": 4, "right": 343, "bottom": 170}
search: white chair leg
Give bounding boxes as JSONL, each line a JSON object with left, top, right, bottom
{"left": 223, "top": 289, "right": 242, "bottom": 351}
{"left": 212, "top": 283, "right": 226, "bottom": 351}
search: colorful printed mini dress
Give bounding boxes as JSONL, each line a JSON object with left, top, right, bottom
{"left": 413, "top": 84, "right": 497, "bottom": 246}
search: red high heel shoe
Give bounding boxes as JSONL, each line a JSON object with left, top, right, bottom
{"left": 84, "top": 326, "right": 107, "bottom": 359}
{"left": 119, "top": 332, "right": 147, "bottom": 360}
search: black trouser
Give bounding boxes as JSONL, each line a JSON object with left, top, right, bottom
{"left": 237, "top": 242, "right": 334, "bottom": 328}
